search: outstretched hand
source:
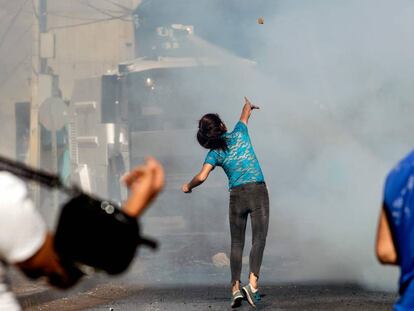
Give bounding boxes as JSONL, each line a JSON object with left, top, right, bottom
{"left": 240, "top": 96, "right": 259, "bottom": 124}
{"left": 121, "top": 157, "right": 165, "bottom": 217}
{"left": 244, "top": 96, "right": 260, "bottom": 110}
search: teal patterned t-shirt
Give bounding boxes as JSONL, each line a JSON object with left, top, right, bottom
{"left": 204, "top": 121, "right": 264, "bottom": 189}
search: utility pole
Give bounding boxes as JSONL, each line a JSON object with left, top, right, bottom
{"left": 28, "top": 0, "right": 47, "bottom": 167}
{"left": 28, "top": 0, "right": 48, "bottom": 205}
{"left": 39, "top": 0, "right": 48, "bottom": 73}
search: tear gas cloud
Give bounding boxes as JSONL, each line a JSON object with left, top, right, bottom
{"left": 4, "top": 0, "right": 414, "bottom": 291}
{"left": 136, "top": 0, "right": 414, "bottom": 290}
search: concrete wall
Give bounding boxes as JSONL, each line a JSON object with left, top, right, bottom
{"left": 47, "top": 0, "right": 141, "bottom": 100}
{"left": 0, "top": 0, "right": 141, "bottom": 157}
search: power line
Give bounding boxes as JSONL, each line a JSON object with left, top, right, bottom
{"left": 0, "top": 0, "right": 30, "bottom": 51}
{"left": 77, "top": 0, "right": 131, "bottom": 21}
{"left": 101, "top": 0, "right": 134, "bottom": 13}
{"left": 47, "top": 0, "right": 133, "bottom": 31}
{"left": 46, "top": 12, "right": 108, "bottom": 21}
{"left": 0, "top": 1, "right": 31, "bottom": 89}
{"left": 1, "top": 22, "right": 32, "bottom": 59}
{"left": 0, "top": 53, "right": 30, "bottom": 90}
{"left": 0, "top": 8, "right": 34, "bottom": 18}
{"left": 48, "top": 14, "right": 131, "bottom": 31}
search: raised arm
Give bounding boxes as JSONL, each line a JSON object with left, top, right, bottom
{"left": 13, "top": 159, "right": 165, "bottom": 290}
{"left": 375, "top": 205, "right": 398, "bottom": 265}
{"left": 122, "top": 157, "right": 165, "bottom": 217}
{"left": 182, "top": 163, "right": 214, "bottom": 193}
{"left": 240, "top": 96, "right": 259, "bottom": 125}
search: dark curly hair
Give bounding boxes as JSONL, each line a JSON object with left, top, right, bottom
{"left": 197, "top": 113, "right": 227, "bottom": 150}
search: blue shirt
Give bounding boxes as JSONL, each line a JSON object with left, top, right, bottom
{"left": 204, "top": 121, "right": 264, "bottom": 189}
{"left": 384, "top": 149, "right": 414, "bottom": 311}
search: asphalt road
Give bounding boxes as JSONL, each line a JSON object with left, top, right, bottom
{"left": 19, "top": 281, "right": 395, "bottom": 311}
{"left": 13, "top": 220, "right": 398, "bottom": 310}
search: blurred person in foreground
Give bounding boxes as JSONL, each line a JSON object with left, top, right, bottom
{"left": 377, "top": 150, "right": 414, "bottom": 310}
{"left": 0, "top": 157, "right": 164, "bottom": 311}
{"left": 182, "top": 97, "right": 269, "bottom": 308}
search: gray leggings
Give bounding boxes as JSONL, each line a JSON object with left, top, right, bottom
{"left": 229, "top": 182, "right": 269, "bottom": 284}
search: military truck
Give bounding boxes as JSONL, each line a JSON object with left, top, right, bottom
{"left": 68, "top": 36, "right": 254, "bottom": 233}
